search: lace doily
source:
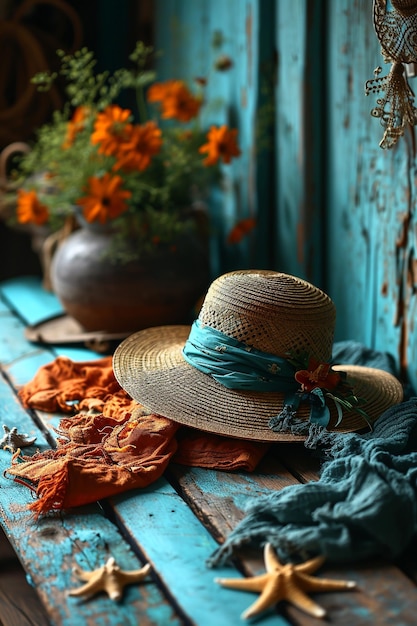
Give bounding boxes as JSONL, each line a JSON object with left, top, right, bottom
{"left": 365, "top": 0, "right": 417, "bottom": 148}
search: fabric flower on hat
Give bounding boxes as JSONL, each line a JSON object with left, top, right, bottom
{"left": 289, "top": 352, "right": 364, "bottom": 422}
{"left": 268, "top": 352, "right": 372, "bottom": 443}
{"left": 295, "top": 358, "right": 342, "bottom": 393}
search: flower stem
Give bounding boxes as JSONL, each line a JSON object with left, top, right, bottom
{"left": 136, "top": 86, "right": 147, "bottom": 124}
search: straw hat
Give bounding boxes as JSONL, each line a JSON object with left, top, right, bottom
{"left": 113, "top": 270, "right": 403, "bottom": 443}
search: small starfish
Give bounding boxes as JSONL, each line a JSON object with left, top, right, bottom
{"left": 0, "top": 425, "right": 36, "bottom": 452}
{"left": 68, "top": 557, "right": 152, "bottom": 601}
{"left": 215, "top": 543, "right": 356, "bottom": 619}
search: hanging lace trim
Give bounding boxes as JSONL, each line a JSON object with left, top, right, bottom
{"left": 365, "top": 62, "right": 417, "bottom": 148}
{"left": 366, "top": 0, "right": 417, "bottom": 148}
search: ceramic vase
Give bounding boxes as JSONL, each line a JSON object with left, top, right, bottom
{"left": 51, "top": 218, "right": 210, "bottom": 333}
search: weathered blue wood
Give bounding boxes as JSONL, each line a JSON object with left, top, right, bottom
{"left": 0, "top": 277, "right": 106, "bottom": 362}
{"left": 0, "top": 277, "right": 289, "bottom": 624}
{"left": 274, "top": 0, "right": 324, "bottom": 285}
{"left": 324, "top": 0, "right": 416, "bottom": 390}
{"left": 2, "top": 270, "right": 417, "bottom": 622}
{"left": 154, "top": 0, "right": 263, "bottom": 276}
{"left": 110, "top": 482, "right": 289, "bottom": 626}
{"left": 167, "top": 463, "right": 417, "bottom": 624}
{"left": 260, "top": 0, "right": 414, "bottom": 386}
{"left": 166, "top": 461, "right": 307, "bottom": 548}
{"left": 0, "top": 276, "right": 63, "bottom": 324}
{"left": 0, "top": 376, "right": 181, "bottom": 626}
{"left": 326, "top": 0, "right": 386, "bottom": 349}
{"left": 0, "top": 308, "right": 45, "bottom": 366}
{"left": 152, "top": 0, "right": 417, "bottom": 393}
{"left": 0, "top": 297, "right": 9, "bottom": 314}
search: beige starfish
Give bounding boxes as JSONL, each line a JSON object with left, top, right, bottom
{"left": 215, "top": 543, "right": 356, "bottom": 619}
{"left": 0, "top": 425, "right": 36, "bottom": 452}
{"left": 68, "top": 556, "right": 152, "bottom": 601}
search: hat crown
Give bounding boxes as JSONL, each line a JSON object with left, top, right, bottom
{"left": 391, "top": 0, "right": 417, "bottom": 17}
{"left": 198, "top": 270, "right": 336, "bottom": 362}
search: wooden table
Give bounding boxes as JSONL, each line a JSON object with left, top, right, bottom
{"left": 1, "top": 276, "right": 417, "bottom": 626}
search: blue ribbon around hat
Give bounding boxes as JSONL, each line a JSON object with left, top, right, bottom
{"left": 182, "top": 320, "right": 335, "bottom": 438}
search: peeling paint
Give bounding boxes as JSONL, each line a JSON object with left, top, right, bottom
{"left": 245, "top": 3, "right": 253, "bottom": 88}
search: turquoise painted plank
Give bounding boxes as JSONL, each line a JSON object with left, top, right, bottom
{"left": 167, "top": 463, "right": 417, "bottom": 624}
{"left": 0, "top": 298, "right": 9, "bottom": 314}
{"left": 0, "top": 307, "right": 44, "bottom": 365}
{"left": 0, "top": 276, "right": 64, "bottom": 324}
{"left": 0, "top": 310, "right": 100, "bottom": 388}
{"left": 274, "top": 0, "right": 325, "bottom": 283}
{"left": 327, "top": 0, "right": 382, "bottom": 348}
{"left": 154, "top": 0, "right": 262, "bottom": 275}
{"left": 0, "top": 375, "right": 181, "bottom": 626}
{"left": 325, "top": 0, "right": 409, "bottom": 382}
{"left": 0, "top": 277, "right": 284, "bottom": 624}
{"left": 110, "top": 482, "right": 289, "bottom": 626}
{"left": 272, "top": 0, "right": 414, "bottom": 390}
{"left": 5, "top": 349, "right": 64, "bottom": 387}
{"left": 274, "top": 0, "right": 306, "bottom": 278}
{"left": 0, "top": 278, "right": 108, "bottom": 362}
{"left": 167, "top": 460, "right": 305, "bottom": 541}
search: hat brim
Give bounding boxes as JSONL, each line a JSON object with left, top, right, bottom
{"left": 113, "top": 325, "right": 404, "bottom": 442}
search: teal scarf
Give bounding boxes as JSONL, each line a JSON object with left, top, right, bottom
{"left": 182, "top": 320, "right": 340, "bottom": 439}
{"left": 182, "top": 320, "right": 297, "bottom": 392}
{"left": 208, "top": 342, "right": 414, "bottom": 567}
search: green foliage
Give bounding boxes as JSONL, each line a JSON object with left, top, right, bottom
{"left": 13, "top": 42, "right": 225, "bottom": 261}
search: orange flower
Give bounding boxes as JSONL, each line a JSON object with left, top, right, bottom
{"left": 91, "top": 105, "right": 133, "bottom": 156}
{"left": 295, "top": 358, "right": 342, "bottom": 393}
{"left": 147, "top": 80, "right": 202, "bottom": 122}
{"left": 147, "top": 80, "right": 172, "bottom": 102}
{"left": 227, "top": 217, "right": 256, "bottom": 244}
{"left": 199, "top": 125, "right": 241, "bottom": 166}
{"left": 76, "top": 173, "right": 132, "bottom": 223}
{"left": 113, "top": 121, "right": 162, "bottom": 172}
{"left": 16, "top": 189, "right": 49, "bottom": 225}
{"left": 63, "top": 106, "right": 90, "bottom": 149}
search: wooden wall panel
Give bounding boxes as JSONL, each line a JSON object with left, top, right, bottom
{"left": 325, "top": 0, "right": 417, "bottom": 389}
{"left": 154, "top": 0, "right": 267, "bottom": 276}
{"left": 273, "top": 0, "right": 324, "bottom": 285}
{"left": 153, "top": 0, "right": 417, "bottom": 390}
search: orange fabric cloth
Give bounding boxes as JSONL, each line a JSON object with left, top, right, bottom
{"left": 9, "top": 356, "right": 270, "bottom": 514}
{"left": 173, "top": 427, "right": 269, "bottom": 471}
{"left": 7, "top": 410, "right": 179, "bottom": 515}
{"left": 18, "top": 356, "right": 137, "bottom": 417}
